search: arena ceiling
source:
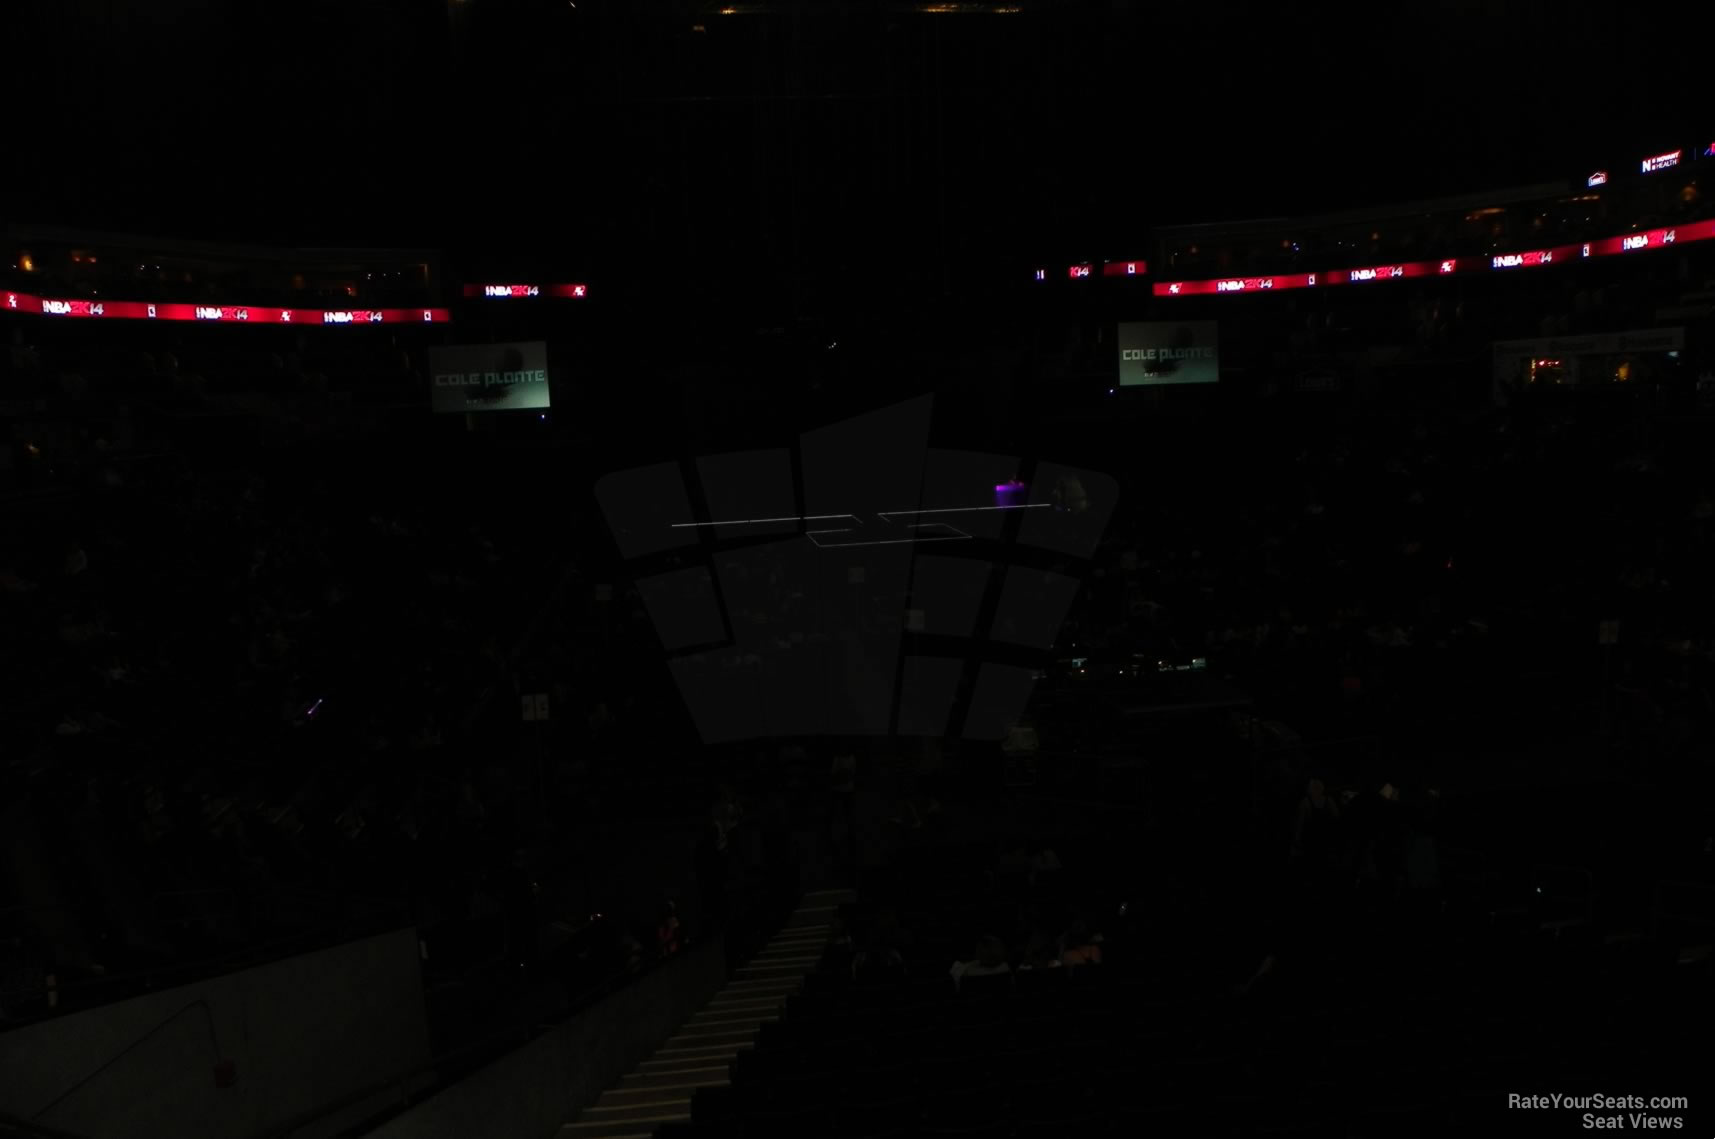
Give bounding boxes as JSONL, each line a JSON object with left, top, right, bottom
{"left": 4, "top": 0, "right": 1700, "bottom": 278}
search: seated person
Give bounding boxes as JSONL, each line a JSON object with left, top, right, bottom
{"left": 1059, "top": 921, "right": 1103, "bottom": 968}
{"left": 656, "top": 900, "right": 682, "bottom": 957}
{"left": 1016, "top": 930, "right": 1063, "bottom": 972}
{"left": 852, "top": 908, "right": 909, "bottom": 982}
{"left": 949, "top": 934, "right": 1012, "bottom": 990}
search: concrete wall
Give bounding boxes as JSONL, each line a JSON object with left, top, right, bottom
{"left": 364, "top": 936, "right": 728, "bottom": 1139}
{"left": 0, "top": 929, "right": 431, "bottom": 1139}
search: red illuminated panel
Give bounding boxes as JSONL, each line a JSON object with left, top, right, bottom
{"left": 1582, "top": 220, "right": 1715, "bottom": 257}
{"left": 466, "top": 284, "right": 542, "bottom": 298}
{"left": 5, "top": 292, "right": 449, "bottom": 324}
{"left": 1101, "top": 261, "right": 1147, "bottom": 278}
{"left": 1325, "top": 260, "right": 1449, "bottom": 285}
{"left": 1152, "top": 273, "right": 1318, "bottom": 297}
{"left": 1641, "top": 150, "right": 1682, "bottom": 173}
{"left": 1489, "top": 244, "right": 1582, "bottom": 270}
{"left": 461, "top": 283, "right": 589, "bottom": 299}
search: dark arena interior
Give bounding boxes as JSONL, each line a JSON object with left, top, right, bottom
{"left": 3, "top": 2, "right": 1715, "bottom": 1137}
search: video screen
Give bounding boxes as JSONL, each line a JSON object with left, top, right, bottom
{"left": 429, "top": 341, "right": 552, "bottom": 413}
{"left": 1117, "top": 321, "right": 1219, "bottom": 386}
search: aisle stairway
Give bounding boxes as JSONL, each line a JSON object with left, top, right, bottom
{"left": 558, "top": 888, "right": 852, "bottom": 1139}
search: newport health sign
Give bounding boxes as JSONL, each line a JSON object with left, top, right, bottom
{"left": 429, "top": 341, "right": 552, "bottom": 413}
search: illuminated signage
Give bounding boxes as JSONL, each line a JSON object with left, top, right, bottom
{"left": 1101, "top": 261, "right": 1147, "bottom": 278}
{"left": 1033, "top": 269, "right": 1046, "bottom": 282}
{"left": 1068, "top": 264, "right": 1093, "bottom": 279}
{"left": 1583, "top": 220, "right": 1715, "bottom": 257}
{"left": 1144, "top": 219, "right": 1715, "bottom": 299}
{"left": 1152, "top": 273, "right": 1317, "bottom": 296}
{"left": 2, "top": 291, "right": 449, "bottom": 324}
{"left": 1317, "top": 261, "right": 1454, "bottom": 286}
{"left": 1641, "top": 149, "right": 1682, "bottom": 173}
{"left": 1118, "top": 321, "right": 1220, "bottom": 385}
{"left": 429, "top": 341, "right": 552, "bottom": 414}
{"left": 461, "top": 283, "right": 589, "bottom": 299}
{"left": 1490, "top": 246, "right": 1580, "bottom": 269}
{"left": 1587, "top": 171, "right": 1609, "bottom": 187}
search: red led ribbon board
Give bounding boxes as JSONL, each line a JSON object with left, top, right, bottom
{"left": 461, "top": 284, "right": 588, "bottom": 298}
{"left": 4, "top": 291, "right": 450, "bottom": 324}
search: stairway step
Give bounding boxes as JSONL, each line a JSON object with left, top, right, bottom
{"left": 750, "top": 957, "right": 820, "bottom": 967}
{"left": 650, "top": 1040, "right": 753, "bottom": 1059}
{"left": 560, "top": 1113, "right": 689, "bottom": 1135}
{"left": 664, "top": 1027, "right": 757, "bottom": 1047}
{"left": 685, "top": 1011, "right": 778, "bottom": 1028}
{"left": 640, "top": 1048, "right": 747, "bottom": 1072}
{"left": 622, "top": 1065, "right": 729, "bottom": 1088}
{"left": 721, "top": 978, "right": 802, "bottom": 993}
{"left": 700, "top": 1006, "right": 781, "bottom": 1021}
{"left": 602, "top": 1078, "right": 728, "bottom": 1104}
{"left": 674, "top": 1019, "right": 766, "bottom": 1038}
{"left": 703, "top": 996, "right": 785, "bottom": 1013}
{"left": 581, "top": 1099, "right": 694, "bottom": 1124}
{"left": 735, "top": 965, "right": 816, "bottom": 980}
